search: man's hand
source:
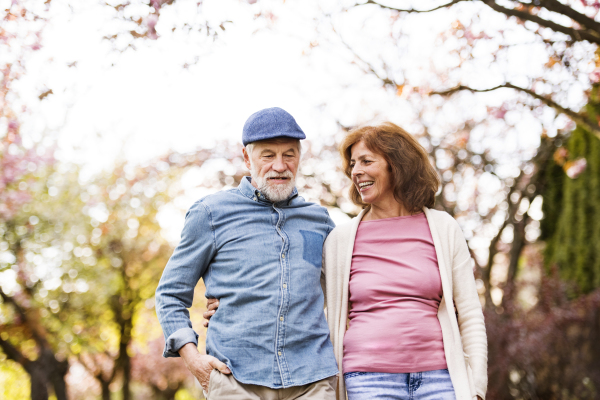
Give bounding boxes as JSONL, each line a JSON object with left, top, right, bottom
{"left": 179, "top": 343, "right": 230, "bottom": 390}
{"left": 203, "top": 298, "right": 220, "bottom": 328}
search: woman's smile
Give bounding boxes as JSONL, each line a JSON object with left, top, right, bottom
{"left": 358, "top": 181, "right": 375, "bottom": 191}
{"left": 350, "top": 141, "right": 394, "bottom": 207}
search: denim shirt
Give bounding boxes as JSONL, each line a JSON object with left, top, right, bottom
{"left": 155, "top": 177, "right": 338, "bottom": 388}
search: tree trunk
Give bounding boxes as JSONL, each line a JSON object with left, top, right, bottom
{"left": 27, "top": 348, "right": 69, "bottom": 400}
{"left": 506, "top": 216, "right": 528, "bottom": 285}
{"left": 2, "top": 337, "right": 69, "bottom": 400}
{"left": 121, "top": 341, "right": 131, "bottom": 400}
{"left": 48, "top": 352, "right": 69, "bottom": 400}
{"left": 100, "top": 379, "right": 111, "bottom": 400}
{"left": 153, "top": 384, "right": 181, "bottom": 400}
{"left": 26, "top": 362, "right": 50, "bottom": 400}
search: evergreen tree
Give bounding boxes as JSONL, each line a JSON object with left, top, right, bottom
{"left": 542, "top": 85, "right": 600, "bottom": 294}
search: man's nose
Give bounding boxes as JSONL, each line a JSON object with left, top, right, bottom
{"left": 272, "top": 157, "right": 287, "bottom": 172}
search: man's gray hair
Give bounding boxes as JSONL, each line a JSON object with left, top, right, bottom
{"left": 245, "top": 139, "right": 302, "bottom": 158}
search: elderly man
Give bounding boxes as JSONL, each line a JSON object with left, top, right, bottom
{"left": 155, "top": 107, "right": 338, "bottom": 399}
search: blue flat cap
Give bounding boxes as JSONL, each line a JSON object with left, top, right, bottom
{"left": 242, "top": 107, "right": 306, "bottom": 146}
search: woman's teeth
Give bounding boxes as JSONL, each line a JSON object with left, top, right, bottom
{"left": 359, "top": 181, "right": 374, "bottom": 190}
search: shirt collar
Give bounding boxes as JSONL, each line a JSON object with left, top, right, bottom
{"left": 238, "top": 176, "right": 299, "bottom": 206}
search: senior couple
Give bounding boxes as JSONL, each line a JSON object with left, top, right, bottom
{"left": 155, "top": 107, "right": 487, "bottom": 400}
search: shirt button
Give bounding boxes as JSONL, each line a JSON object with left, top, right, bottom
{"left": 253, "top": 197, "right": 257, "bottom": 201}
{"left": 278, "top": 351, "right": 282, "bottom": 356}
{"left": 280, "top": 316, "right": 284, "bottom": 321}
{"left": 281, "top": 254, "right": 285, "bottom": 259}
{"left": 283, "top": 283, "right": 287, "bottom": 289}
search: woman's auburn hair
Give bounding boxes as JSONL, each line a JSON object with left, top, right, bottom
{"left": 339, "top": 122, "right": 440, "bottom": 213}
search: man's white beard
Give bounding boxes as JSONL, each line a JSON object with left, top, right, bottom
{"left": 251, "top": 165, "right": 296, "bottom": 202}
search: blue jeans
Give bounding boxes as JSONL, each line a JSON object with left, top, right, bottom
{"left": 344, "top": 369, "right": 456, "bottom": 400}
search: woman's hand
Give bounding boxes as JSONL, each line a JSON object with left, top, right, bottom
{"left": 203, "top": 298, "right": 220, "bottom": 327}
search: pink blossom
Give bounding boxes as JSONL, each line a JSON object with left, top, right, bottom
{"left": 488, "top": 106, "right": 507, "bottom": 119}
{"left": 8, "top": 120, "right": 19, "bottom": 131}
{"left": 565, "top": 158, "right": 587, "bottom": 179}
{"left": 147, "top": 15, "right": 158, "bottom": 30}
{"left": 590, "top": 69, "right": 600, "bottom": 83}
{"left": 582, "top": 0, "right": 600, "bottom": 10}
{"left": 146, "top": 14, "right": 158, "bottom": 39}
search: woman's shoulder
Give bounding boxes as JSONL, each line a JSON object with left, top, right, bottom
{"left": 426, "top": 207, "right": 459, "bottom": 225}
{"left": 325, "top": 211, "right": 363, "bottom": 247}
{"left": 327, "top": 221, "right": 354, "bottom": 242}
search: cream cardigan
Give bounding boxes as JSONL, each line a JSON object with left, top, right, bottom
{"left": 322, "top": 207, "right": 487, "bottom": 400}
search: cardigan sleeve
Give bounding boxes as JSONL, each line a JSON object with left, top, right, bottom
{"left": 321, "top": 228, "right": 338, "bottom": 313}
{"left": 451, "top": 221, "right": 488, "bottom": 399}
{"left": 321, "top": 249, "right": 328, "bottom": 310}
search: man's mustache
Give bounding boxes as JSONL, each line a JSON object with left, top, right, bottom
{"left": 264, "top": 171, "right": 294, "bottom": 180}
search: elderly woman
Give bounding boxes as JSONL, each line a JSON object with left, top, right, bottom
{"left": 323, "top": 122, "right": 487, "bottom": 400}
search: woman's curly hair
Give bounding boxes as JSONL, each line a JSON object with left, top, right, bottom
{"left": 340, "top": 122, "right": 440, "bottom": 213}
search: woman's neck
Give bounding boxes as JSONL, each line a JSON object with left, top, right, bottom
{"left": 363, "top": 198, "right": 414, "bottom": 221}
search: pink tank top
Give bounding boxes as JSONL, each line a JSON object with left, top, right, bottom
{"left": 343, "top": 213, "right": 447, "bottom": 373}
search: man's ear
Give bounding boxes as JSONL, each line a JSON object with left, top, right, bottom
{"left": 242, "top": 148, "right": 252, "bottom": 170}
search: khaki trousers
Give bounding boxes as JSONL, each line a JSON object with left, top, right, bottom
{"left": 204, "top": 370, "right": 337, "bottom": 400}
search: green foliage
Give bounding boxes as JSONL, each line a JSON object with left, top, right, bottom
{"left": 542, "top": 88, "right": 600, "bottom": 293}
{"left": 0, "top": 360, "right": 30, "bottom": 399}
{"left": 175, "top": 387, "right": 200, "bottom": 400}
{"left": 539, "top": 158, "right": 564, "bottom": 242}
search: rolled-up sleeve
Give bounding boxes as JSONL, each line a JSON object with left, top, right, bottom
{"left": 155, "top": 200, "right": 216, "bottom": 357}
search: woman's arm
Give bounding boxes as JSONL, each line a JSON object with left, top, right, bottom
{"left": 451, "top": 222, "right": 488, "bottom": 400}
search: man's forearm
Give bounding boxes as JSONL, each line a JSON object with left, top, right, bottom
{"left": 179, "top": 342, "right": 199, "bottom": 363}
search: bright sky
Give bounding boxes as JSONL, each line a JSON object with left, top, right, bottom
{"left": 9, "top": 0, "right": 587, "bottom": 230}
{"left": 17, "top": 0, "right": 389, "bottom": 172}
{"left": 12, "top": 0, "right": 516, "bottom": 168}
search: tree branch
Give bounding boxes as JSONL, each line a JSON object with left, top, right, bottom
{"left": 482, "top": 168, "right": 524, "bottom": 309}
{"left": 364, "top": 0, "right": 600, "bottom": 44}
{"left": 0, "top": 287, "right": 49, "bottom": 348}
{"left": 78, "top": 353, "right": 118, "bottom": 384}
{"left": 0, "top": 288, "right": 28, "bottom": 322}
{"left": 540, "top": 0, "right": 600, "bottom": 34}
{"left": 431, "top": 83, "right": 600, "bottom": 137}
{"left": 332, "top": 24, "right": 395, "bottom": 86}
{"left": 481, "top": 0, "right": 600, "bottom": 45}
{"left": 363, "top": 0, "right": 467, "bottom": 13}
{"left": 0, "top": 336, "right": 28, "bottom": 366}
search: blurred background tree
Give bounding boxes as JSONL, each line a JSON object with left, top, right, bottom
{"left": 542, "top": 82, "right": 600, "bottom": 294}
{"left": 329, "top": 1, "right": 600, "bottom": 396}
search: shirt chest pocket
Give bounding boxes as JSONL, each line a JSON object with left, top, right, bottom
{"left": 300, "top": 230, "right": 324, "bottom": 268}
